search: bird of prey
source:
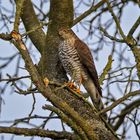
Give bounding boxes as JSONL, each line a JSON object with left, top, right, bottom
{"left": 58, "top": 27, "right": 105, "bottom": 113}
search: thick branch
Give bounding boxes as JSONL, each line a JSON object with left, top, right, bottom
{"left": 0, "top": 126, "right": 77, "bottom": 139}
{"left": 19, "top": 0, "right": 46, "bottom": 53}
{"left": 43, "top": 105, "right": 87, "bottom": 140}
{"left": 10, "top": 32, "right": 100, "bottom": 140}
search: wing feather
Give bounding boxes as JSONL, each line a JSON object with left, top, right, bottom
{"left": 74, "top": 39, "right": 102, "bottom": 96}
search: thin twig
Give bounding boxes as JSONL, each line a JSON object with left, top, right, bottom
{"left": 106, "top": 0, "right": 126, "bottom": 39}
{"left": 99, "top": 55, "right": 113, "bottom": 85}
{"left": 98, "top": 90, "right": 140, "bottom": 115}
{"left": 99, "top": 26, "right": 125, "bottom": 43}
{"left": 73, "top": 0, "right": 106, "bottom": 26}
{"left": 127, "top": 16, "right": 140, "bottom": 37}
{"left": 22, "top": 21, "right": 51, "bottom": 37}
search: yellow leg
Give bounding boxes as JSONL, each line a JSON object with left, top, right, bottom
{"left": 66, "top": 72, "right": 83, "bottom": 94}
{"left": 65, "top": 70, "right": 77, "bottom": 89}
{"left": 76, "top": 88, "right": 81, "bottom": 94}
{"left": 75, "top": 76, "right": 83, "bottom": 94}
{"left": 66, "top": 82, "right": 76, "bottom": 89}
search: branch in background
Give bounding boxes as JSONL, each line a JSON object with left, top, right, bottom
{"left": 113, "top": 99, "right": 140, "bottom": 131}
{"left": 0, "top": 53, "right": 19, "bottom": 69}
{"left": 22, "top": 21, "right": 51, "bottom": 37}
{"left": 99, "top": 26, "right": 125, "bottom": 43}
{"left": 0, "top": 21, "right": 49, "bottom": 44}
{"left": 0, "top": 126, "right": 77, "bottom": 140}
{"left": 89, "top": 1, "right": 123, "bottom": 24}
{"left": 43, "top": 105, "right": 85, "bottom": 140}
{"left": 127, "top": 16, "right": 140, "bottom": 82}
{"left": 104, "top": 0, "right": 140, "bottom": 90}
{"left": 38, "top": 112, "right": 56, "bottom": 129}
{"left": 28, "top": 93, "right": 36, "bottom": 118}
{"left": 127, "top": 110, "right": 140, "bottom": 139}
{"left": 109, "top": 79, "right": 140, "bottom": 85}
{"left": 127, "top": 16, "right": 140, "bottom": 37}
{"left": 0, "top": 114, "right": 59, "bottom": 128}
{"left": 14, "top": 0, "right": 25, "bottom": 32}
{"left": 105, "top": 0, "right": 139, "bottom": 47}
{"left": 0, "top": 74, "right": 37, "bottom": 95}
{"left": 0, "top": 74, "right": 30, "bottom": 83}
{"left": 73, "top": 0, "right": 106, "bottom": 26}
{"left": 98, "top": 90, "right": 140, "bottom": 115}
{"left": 105, "top": 0, "right": 126, "bottom": 39}
{"left": 99, "top": 55, "right": 113, "bottom": 85}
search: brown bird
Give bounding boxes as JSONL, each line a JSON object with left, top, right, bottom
{"left": 58, "top": 27, "right": 105, "bottom": 114}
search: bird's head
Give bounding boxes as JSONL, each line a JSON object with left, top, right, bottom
{"left": 58, "top": 27, "right": 75, "bottom": 39}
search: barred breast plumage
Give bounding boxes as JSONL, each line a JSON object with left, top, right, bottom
{"left": 59, "top": 39, "right": 88, "bottom": 84}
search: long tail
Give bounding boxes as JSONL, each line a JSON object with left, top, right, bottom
{"left": 83, "top": 78, "right": 107, "bottom": 119}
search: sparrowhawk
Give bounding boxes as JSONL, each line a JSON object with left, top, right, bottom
{"left": 58, "top": 27, "right": 105, "bottom": 114}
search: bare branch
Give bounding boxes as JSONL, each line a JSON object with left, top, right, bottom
{"left": 127, "top": 16, "right": 140, "bottom": 37}
{"left": 105, "top": 0, "right": 126, "bottom": 39}
{"left": 99, "top": 26, "right": 125, "bottom": 43}
{"left": 98, "top": 90, "right": 140, "bottom": 115}
{"left": 99, "top": 55, "right": 113, "bottom": 85}
{"left": 43, "top": 105, "right": 85, "bottom": 140}
{"left": 113, "top": 99, "right": 140, "bottom": 131}
{"left": 0, "top": 75, "right": 30, "bottom": 83}
{"left": 127, "top": 110, "right": 140, "bottom": 139}
{"left": 22, "top": 21, "right": 51, "bottom": 37}
{"left": 14, "top": 0, "right": 25, "bottom": 32}
{"left": 73, "top": 0, "right": 106, "bottom": 26}
{"left": 0, "top": 33, "right": 12, "bottom": 41}
{"left": 0, "top": 126, "right": 77, "bottom": 140}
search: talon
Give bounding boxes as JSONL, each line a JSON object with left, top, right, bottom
{"left": 69, "top": 82, "right": 75, "bottom": 88}
{"left": 76, "top": 88, "right": 81, "bottom": 94}
{"left": 65, "top": 82, "right": 76, "bottom": 89}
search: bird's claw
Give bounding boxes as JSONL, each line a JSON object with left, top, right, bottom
{"left": 65, "top": 82, "right": 81, "bottom": 94}
{"left": 75, "top": 88, "right": 81, "bottom": 94}
{"left": 65, "top": 82, "right": 76, "bottom": 89}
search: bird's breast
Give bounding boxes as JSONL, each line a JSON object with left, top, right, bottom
{"left": 58, "top": 40, "right": 88, "bottom": 83}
